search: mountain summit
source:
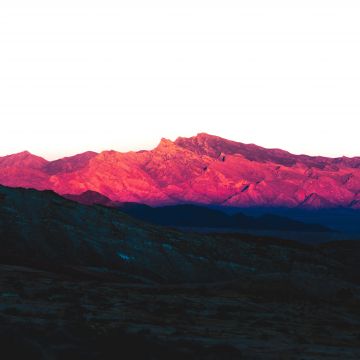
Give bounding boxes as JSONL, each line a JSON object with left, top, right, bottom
{"left": 1, "top": 133, "right": 360, "bottom": 208}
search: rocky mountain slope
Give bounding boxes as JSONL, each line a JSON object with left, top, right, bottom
{"left": 0, "top": 185, "right": 323, "bottom": 283}
{"left": 1, "top": 133, "right": 360, "bottom": 208}
{"left": 0, "top": 185, "right": 355, "bottom": 284}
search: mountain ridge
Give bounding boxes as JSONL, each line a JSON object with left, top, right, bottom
{"left": 1, "top": 133, "right": 360, "bottom": 208}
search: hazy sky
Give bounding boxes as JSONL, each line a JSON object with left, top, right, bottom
{"left": 1, "top": 1, "right": 360, "bottom": 160}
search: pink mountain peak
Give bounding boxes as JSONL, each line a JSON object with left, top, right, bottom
{"left": 0, "top": 151, "right": 48, "bottom": 167}
{"left": 0, "top": 134, "right": 360, "bottom": 209}
{"left": 44, "top": 151, "right": 98, "bottom": 175}
{"left": 155, "top": 138, "right": 177, "bottom": 150}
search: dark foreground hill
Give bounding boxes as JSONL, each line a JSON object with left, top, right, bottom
{"left": 0, "top": 185, "right": 351, "bottom": 282}
{"left": 0, "top": 185, "right": 360, "bottom": 359}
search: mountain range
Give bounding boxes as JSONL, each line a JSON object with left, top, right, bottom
{"left": 1, "top": 133, "right": 360, "bottom": 208}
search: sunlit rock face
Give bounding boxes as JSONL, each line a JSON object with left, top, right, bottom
{"left": 1, "top": 133, "right": 360, "bottom": 208}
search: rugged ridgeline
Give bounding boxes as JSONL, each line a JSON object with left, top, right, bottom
{"left": 1, "top": 133, "right": 360, "bottom": 208}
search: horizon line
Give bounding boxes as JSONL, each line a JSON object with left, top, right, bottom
{"left": 1, "top": 132, "right": 359, "bottom": 162}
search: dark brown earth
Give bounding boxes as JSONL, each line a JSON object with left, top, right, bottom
{"left": 0, "top": 264, "right": 360, "bottom": 360}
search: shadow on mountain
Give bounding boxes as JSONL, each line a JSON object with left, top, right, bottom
{"left": 119, "top": 203, "right": 330, "bottom": 232}
{"left": 64, "top": 191, "right": 332, "bottom": 233}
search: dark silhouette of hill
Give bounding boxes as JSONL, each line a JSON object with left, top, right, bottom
{"left": 119, "top": 203, "right": 330, "bottom": 232}
{"left": 64, "top": 190, "right": 358, "bottom": 235}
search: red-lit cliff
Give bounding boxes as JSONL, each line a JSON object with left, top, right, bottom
{"left": 1, "top": 133, "right": 360, "bottom": 208}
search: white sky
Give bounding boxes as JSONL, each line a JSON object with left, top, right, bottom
{"left": 1, "top": 1, "right": 360, "bottom": 160}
